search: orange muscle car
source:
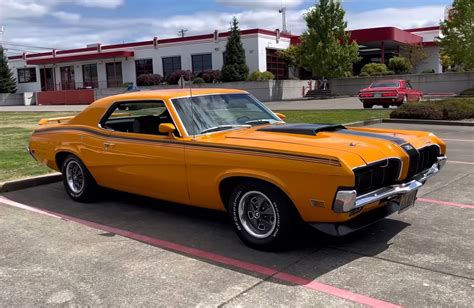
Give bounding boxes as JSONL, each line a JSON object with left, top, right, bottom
{"left": 28, "top": 88, "right": 446, "bottom": 250}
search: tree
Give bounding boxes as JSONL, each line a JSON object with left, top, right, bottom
{"left": 439, "top": 0, "right": 474, "bottom": 70}
{"left": 400, "top": 44, "right": 427, "bottom": 71}
{"left": 388, "top": 56, "right": 413, "bottom": 74}
{"left": 276, "top": 45, "right": 300, "bottom": 77}
{"left": 0, "top": 47, "right": 17, "bottom": 93}
{"left": 296, "top": 0, "right": 359, "bottom": 78}
{"left": 221, "top": 17, "right": 249, "bottom": 82}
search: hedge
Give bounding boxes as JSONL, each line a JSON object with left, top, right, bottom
{"left": 390, "top": 98, "right": 474, "bottom": 120}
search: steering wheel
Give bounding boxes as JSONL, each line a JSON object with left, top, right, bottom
{"left": 236, "top": 116, "right": 250, "bottom": 124}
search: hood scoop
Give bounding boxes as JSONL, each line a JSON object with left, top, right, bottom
{"left": 257, "top": 123, "right": 345, "bottom": 136}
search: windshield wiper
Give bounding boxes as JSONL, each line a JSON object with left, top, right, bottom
{"left": 245, "top": 119, "right": 278, "bottom": 125}
{"left": 200, "top": 125, "right": 249, "bottom": 134}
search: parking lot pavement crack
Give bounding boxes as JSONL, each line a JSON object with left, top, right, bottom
{"left": 419, "top": 172, "right": 473, "bottom": 198}
{"left": 326, "top": 246, "right": 474, "bottom": 281}
{"left": 217, "top": 247, "right": 323, "bottom": 307}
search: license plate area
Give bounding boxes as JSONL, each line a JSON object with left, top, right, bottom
{"left": 398, "top": 190, "right": 418, "bottom": 213}
{"left": 374, "top": 93, "right": 381, "bottom": 98}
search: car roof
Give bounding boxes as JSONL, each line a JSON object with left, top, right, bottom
{"left": 371, "top": 79, "right": 404, "bottom": 83}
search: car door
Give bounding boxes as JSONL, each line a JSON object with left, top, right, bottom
{"left": 404, "top": 81, "right": 417, "bottom": 102}
{"left": 97, "top": 100, "right": 189, "bottom": 205}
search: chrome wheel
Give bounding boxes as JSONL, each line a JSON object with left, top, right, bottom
{"left": 238, "top": 191, "right": 277, "bottom": 239}
{"left": 65, "top": 160, "right": 84, "bottom": 194}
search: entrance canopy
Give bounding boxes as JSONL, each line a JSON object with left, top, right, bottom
{"left": 26, "top": 51, "right": 134, "bottom": 65}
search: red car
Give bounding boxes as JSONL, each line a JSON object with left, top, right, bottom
{"left": 358, "top": 79, "right": 423, "bottom": 109}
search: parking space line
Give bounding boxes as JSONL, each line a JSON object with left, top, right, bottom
{"left": 418, "top": 198, "right": 474, "bottom": 209}
{"left": 448, "top": 160, "right": 474, "bottom": 165}
{"left": 0, "top": 195, "right": 401, "bottom": 308}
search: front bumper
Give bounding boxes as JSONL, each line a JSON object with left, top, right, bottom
{"left": 334, "top": 156, "right": 447, "bottom": 213}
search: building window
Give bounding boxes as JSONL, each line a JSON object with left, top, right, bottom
{"left": 17, "top": 68, "right": 37, "bottom": 83}
{"left": 82, "top": 63, "right": 98, "bottom": 88}
{"left": 192, "top": 54, "right": 212, "bottom": 75}
{"left": 106, "top": 62, "right": 123, "bottom": 88}
{"left": 135, "top": 59, "right": 153, "bottom": 78}
{"left": 162, "top": 56, "right": 181, "bottom": 78}
{"left": 60, "top": 66, "right": 75, "bottom": 90}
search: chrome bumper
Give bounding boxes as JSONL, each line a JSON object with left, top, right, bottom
{"left": 334, "top": 156, "right": 447, "bottom": 213}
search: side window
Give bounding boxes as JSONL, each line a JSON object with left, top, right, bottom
{"left": 101, "top": 101, "right": 178, "bottom": 136}
{"left": 406, "top": 81, "right": 413, "bottom": 89}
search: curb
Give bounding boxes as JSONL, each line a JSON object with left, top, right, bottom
{"left": 382, "top": 118, "right": 474, "bottom": 126}
{"left": 344, "top": 118, "right": 383, "bottom": 127}
{"left": 0, "top": 173, "right": 62, "bottom": 193}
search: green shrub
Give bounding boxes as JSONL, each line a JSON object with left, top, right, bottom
{"left": 421, "top": 69, "right": 435, "bottom": 74}
{"left": 359, "top": 72, "right": 369, "bottom": 77}
{"left": 460, "top": 88, "right": 474, "bottom": 96}
{"left": 192, "top": 77, "right": 205, "bottom": 84}
{"left": 361, "top": 63, "right": 389, "bottom": 76}
{"left": 388, "top": 57, "right": 412, "bottom": 74}
{"left": 248, "top": 71, "right": 275, "bottom": 81}
{"left": 390, "top": 98, "right": 474, "bottom": 120}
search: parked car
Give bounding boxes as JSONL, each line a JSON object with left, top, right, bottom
{"left": 28, "top": 88, "right": 446, "bottom": 250}
{"left": 358, "top": 79, "right": 423, "bottom": 108}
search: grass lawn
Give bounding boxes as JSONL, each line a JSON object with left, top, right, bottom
{"left": 0, "top": 109, "right": 391, "bottom": 182}
{"left": 0, "top": 112, "right": 77, "bottom": 182}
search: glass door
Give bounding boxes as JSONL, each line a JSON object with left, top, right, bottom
{"left": 106, "top": 62, "right": 123, "bottom": 88}
{"left": 60, "top": 66, "right": 75, "bottom": 90}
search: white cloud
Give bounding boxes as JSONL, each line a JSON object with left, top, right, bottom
{"left": 216, "top": 0, "right": 304, "bottom": 9}
{"left": 51, "top": 11, "right": 82, "bottom": 22}
{"left": 69, "top": 0, "right": 124, "bottom": 9}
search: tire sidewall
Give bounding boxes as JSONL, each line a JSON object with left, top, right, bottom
{"left": 61, "top": 155, "right": 96, "bottom": 201}
{"left": 229, "top": 182, "right": 291, "bottom": 249}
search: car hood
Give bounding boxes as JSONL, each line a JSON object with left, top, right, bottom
{"left": 196, "top": 123, "right": 432, "bottom": 168}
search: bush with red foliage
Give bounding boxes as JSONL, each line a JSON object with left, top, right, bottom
{"left": 136, "top": 74, "right": 163, "bottom": 86}
{"left": 199, "top": 70, "right": 222, "bottom": 83}
{"left": 166, "top": 70, "right": 194, "bottom": 84}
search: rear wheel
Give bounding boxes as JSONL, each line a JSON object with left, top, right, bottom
{"left": 403, "top": 95, "right": 408, "bottom": 104}
{"left": 61, "top": 154, "right": 98, "bottom": 202}
{"left": 228, "top": 181, "right": 295, "bottom": 250}
{"left": 363, "top": 103, "right": 373, "bottom": 109}
{"left": 416, "top": 95, "right": 422, "bottom": 102}
{"left": 383, "top": 105, "right": 390, "bottom": 109}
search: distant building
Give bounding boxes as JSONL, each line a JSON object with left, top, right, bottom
{"left": 7, "top": 26, "right": 441, "bottom": 93}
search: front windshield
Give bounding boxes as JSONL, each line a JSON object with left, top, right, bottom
{"left": 370, "top": 81, "right": 400, "bottom": 88}
{"left": 172, "top": 93, "right": 281, "bottom": 135}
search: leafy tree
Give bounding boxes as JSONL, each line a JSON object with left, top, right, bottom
{"left": 400, "top": 44, "right": 427, "bottom": 71}
{"left": 0, "top": 47, "right": 17, "bottom": 93}
{"left": 222, "top": 17, "right": 249, "bottom": 82}
{"left": 276, "top": 45, "right": 300, "bottom": 77}
{"left": 297, "top": 0, "right": 359, "bottom": 78}
{"left": 388, "top": 56, "right": 413, "bottom": 74}
{"left": 439, "top": 0, "right": 474, "bottom": 70}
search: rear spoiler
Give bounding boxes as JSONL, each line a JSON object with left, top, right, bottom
{"left": 38, "top": 116, "right": 75, "bottom": 125}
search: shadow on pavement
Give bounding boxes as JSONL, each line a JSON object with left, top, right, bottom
{"left": 3, "top": 182, "right": 410, "bottom": 285}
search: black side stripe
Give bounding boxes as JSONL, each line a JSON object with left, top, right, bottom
{"left": 33, "top": 126, "right": 340, "bottom": 166}
{"left": 337, "top": 130, "right": 407, "bottom": 145}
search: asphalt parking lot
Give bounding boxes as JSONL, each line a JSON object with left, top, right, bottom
{"left": 1, "top": 123, "right": 473, "bottom": 307}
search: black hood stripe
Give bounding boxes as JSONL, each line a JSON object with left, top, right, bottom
{"left": 336, "top": 130, "right": 407, "bottom": 145}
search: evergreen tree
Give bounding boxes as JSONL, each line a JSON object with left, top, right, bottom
{"left": 0, "top": 47, "right": 17, "bottom": 93}
{"left": 297, "top": 0, "right": 359, "bottom": 78}
{"left": 439, "top": 0, "right": 474, "bottom": 70}
{"left": 222, "top": 17, "right": 249, "bottom": 82}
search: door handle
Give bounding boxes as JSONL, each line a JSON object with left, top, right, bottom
{"left": 103, "top": 142, "right": 115, "bottom": 150}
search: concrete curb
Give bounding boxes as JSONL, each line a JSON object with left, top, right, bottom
{"left": 382, "top": 118, "right": 474, "bottom": 126}
{"left": 344, "top": 119, "right": 383, "bottom": 127}
{"left": 0, "top": 173, "right": 62, "bottom": 193}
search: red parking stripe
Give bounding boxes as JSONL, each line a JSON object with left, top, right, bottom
{"left": 418, "top": 198, "right": 474, "bottom": 209}
{"left": 0, "top": 196, "right": 401, "bottom": 308}
{"left": 448, "top": 161, "right": 474, "bottom": 165}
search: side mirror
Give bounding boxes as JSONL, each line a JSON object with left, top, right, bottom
{"left": 275, "top": 112, "right": 286, "bottom": 120}
{"left": 159, "top": 123, "right": 176, "bottom": 137}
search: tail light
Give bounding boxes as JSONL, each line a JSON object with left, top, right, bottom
{"left": 359, "top": 93, "right": 373, "bottom": 98}
{"left": 382, "top": 92, "right": 398, "bottom": 97}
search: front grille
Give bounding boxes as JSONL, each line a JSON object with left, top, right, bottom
{"left": 354, "top": 159, "right": 401, "bottom": 195}
{"left": 404, "top": 144, "right": 440, "bottom": 179}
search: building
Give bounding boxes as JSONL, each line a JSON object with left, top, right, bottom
{"left": 7, "top": 26, "right": 441, "bottom": 94}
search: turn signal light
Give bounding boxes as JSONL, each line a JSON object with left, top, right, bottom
{"left": 382, "top": 92, "right": 398, "bottom": 97}
{"left": 359, "top": 93, "right": 373, "bottom": 98}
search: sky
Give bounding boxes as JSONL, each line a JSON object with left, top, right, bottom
{"left": 0, "top": 0, "right": 452, "bottom": 56}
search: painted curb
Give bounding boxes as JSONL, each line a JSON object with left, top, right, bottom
{"left": 344, "top": 118, "right": 383, "bottom": 127}
{"left": 0, "top": 173, "right": 62, "bottom": 193}
{"left": 383, "top": 118, "right": 474, "bottom": 126}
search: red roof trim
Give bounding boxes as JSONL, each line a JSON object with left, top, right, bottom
{"left": 422, "top": 41, "right": 438, "bottom": 47}
{"left": 8, "top": 28, "right": 292, "bottom": 61}
{"left": 348, "top": 27, "right": 422, "bottom": 45}
{"left": 26, "top": 51, "right": 134, "bottom": 65}
{"left": 405, "top": 26, "right": 440, "bottom": 32}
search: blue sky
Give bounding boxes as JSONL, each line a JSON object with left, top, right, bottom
{"left": 1, "top": 0, "right": 452, "bottom": 55}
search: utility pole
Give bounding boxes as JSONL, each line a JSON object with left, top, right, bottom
{"left": 178, "top": 29, "right": 188, "bottom": 38}
{"left": 278, "top": 7, "right": 288, "bottom": 33}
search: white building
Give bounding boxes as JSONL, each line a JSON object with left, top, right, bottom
{"left": 7, "top": 26, "right": 442, "bottom": 94}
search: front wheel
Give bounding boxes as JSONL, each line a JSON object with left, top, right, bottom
{"left": 61, "top": 154, "right": 98, "bottom": 202}
{"left": 228, "top": 181, "right": 296, "bottom": 250}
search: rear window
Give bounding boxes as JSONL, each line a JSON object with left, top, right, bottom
{"left": 370, "top": 81, "right": 400, "bottom": 88}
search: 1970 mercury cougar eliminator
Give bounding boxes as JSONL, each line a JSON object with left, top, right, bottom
{"left": 28, "top": 88, "right": 446, "bottom": 250}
